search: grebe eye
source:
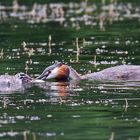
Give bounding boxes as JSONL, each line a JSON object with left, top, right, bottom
{"left": 48, "top": 70, "right": 51, "bottom": 73}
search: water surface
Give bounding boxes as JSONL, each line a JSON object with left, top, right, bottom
{"left": 0, "top": 0, "right": 140, "bottom": 139}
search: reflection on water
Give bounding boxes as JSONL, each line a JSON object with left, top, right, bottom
{"left": 35, "top": 81, "right": 75, "bottom": 103}
{"left": 0, "top": 80, "right": 140, "bottom": 139}
{"left": 1, "top": 79, "right": 140, "bottom": 108}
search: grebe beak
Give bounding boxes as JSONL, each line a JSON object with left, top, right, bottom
{"left": 36, "top": 62, "right": 63, "bottom": 80}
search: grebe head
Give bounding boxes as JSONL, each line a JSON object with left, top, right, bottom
{"left": 36, "top": 62, "right": 70, "bottom": 81}
{"left": 15, "top": 72, "right": 32, "bottom": 82}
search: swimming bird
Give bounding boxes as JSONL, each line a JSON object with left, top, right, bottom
{"left": 36, "top": 62, "right": 140, "bottom": 81}
{"left": 36, "top": 62, "right": 70, "bottom": 81}
{"left": 0, "top": 72, "right": 32, "bottom": 92}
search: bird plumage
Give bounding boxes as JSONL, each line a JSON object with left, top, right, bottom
{"left": 0, "top": 73, "right": 32, "bottom": 92}
{"left": 37, "top": 62, "right": 140, "bottom": 81}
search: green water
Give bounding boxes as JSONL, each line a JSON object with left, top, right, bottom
{"left": 0, "top": 0, "right": 140, "bottom": 140}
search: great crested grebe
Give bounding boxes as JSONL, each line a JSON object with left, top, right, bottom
{"left": 36, "top": 62, "right": 70, "bottom": 81}
{"left": 0, "top": 73, "right": 32, "bottom": 92}
{"left": 36, "top": 62, "right": 140, "bottom": 81}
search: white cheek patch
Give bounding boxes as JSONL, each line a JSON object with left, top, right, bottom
{"left": 31, "top": 79, "right": 45, "bottom": 83}
{"left": 46, "top": 67, "right": 58, "bottom": 79}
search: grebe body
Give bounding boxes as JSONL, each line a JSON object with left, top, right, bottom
{"left": 37, "top": 62, "right": 140, "bottom": 81}
{"left": 0, "top": 73, "right": 32, "bottom": 92}
{"left": 82, "top": 65, "right": 140, "bottom": 81}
